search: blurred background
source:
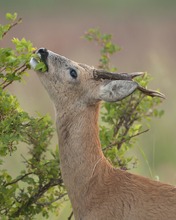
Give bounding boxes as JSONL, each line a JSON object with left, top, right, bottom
{"left": 1, "top": 0, "right": 176, "bottom": 219}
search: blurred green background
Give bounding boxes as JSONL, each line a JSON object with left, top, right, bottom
{"left": 1, "top": 0, "right": 176, "bottom": 219}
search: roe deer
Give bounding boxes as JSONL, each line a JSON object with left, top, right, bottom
{"left": 30, "top": 48, "right": 176, "bottom": 220}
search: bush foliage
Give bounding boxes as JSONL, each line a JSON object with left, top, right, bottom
{"left": 84, "top": 29, "right": 164, "bottom": 170}
{"left": 0, "top": 14, "right": 163, "bottom": 219}
{"left": 0, "top": 13, "right": 65, "bottom": 220}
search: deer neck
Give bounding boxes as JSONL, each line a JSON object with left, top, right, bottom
{"left": 55, "top": 103, "right": 104, "bottom": 197}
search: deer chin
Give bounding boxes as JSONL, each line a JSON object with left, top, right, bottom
{"left": 30, "top": 56, "right": 48, "bottom": 73}
{"left": 30, "top": 57, "right": 39, "bottom": 69}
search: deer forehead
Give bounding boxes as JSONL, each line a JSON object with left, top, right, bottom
{"left": 47, "top": 50, "right": 93, "bottom": 79}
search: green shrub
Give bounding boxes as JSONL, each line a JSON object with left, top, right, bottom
{"left": 0, "top": 13, "right": 65, "bottom": 220}
{"left": 84, "top": 28, "right": 164, "bottom": 170}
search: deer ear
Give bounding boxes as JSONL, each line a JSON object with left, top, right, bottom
{"left": 98, "top": 80, "right": 138, "bottom": 102}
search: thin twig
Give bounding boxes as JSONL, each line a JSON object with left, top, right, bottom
{"left": 68, "top": 211, "right": 74, "bottom": 220}
{"left": 2, "top": 17, "right": 22, "bottom": 38}
{"left": 36, "top": 193, "right": 67, "bottom": 207}
{"left": 103, "top": 129, "right": 149, "bottom": 152}
{"left": 2, "top": 66, "right": 28, "bottom": 89}
{"left": 4, "top": 172, "right": 34, "bottom": 187}
{"left": 13, "top": 63, "right": 26, "bottom": 74}
{"left": 117, "top": 128, "right": 149, "bottom": 150}
{"left": 11, "top": 178, "right": 63, "bottom": 218}
{"left": 116, "top": 95, "right": 145, "bottom": 150}
{"left": 128, "top": 128, "right": 149, "bottom": 139}
{"left": 0, "top": 66, "right": 6, "bottom": 72}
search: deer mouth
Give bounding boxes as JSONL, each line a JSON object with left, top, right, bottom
{"left": 30, "top": 48, "right": 49, "bottom": 72}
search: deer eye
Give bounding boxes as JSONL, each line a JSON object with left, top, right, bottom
{"left": 70, "top": 69, "right": 77, "bottom": 79}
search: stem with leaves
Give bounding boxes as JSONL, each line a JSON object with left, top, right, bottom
{"left": 0, "top": 13, "right": 67, "bottom": 220}
{"left": 84, "top": 28, "right": 164, "bottom": 170}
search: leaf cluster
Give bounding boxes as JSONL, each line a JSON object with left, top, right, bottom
{"left": 0, "top": 13, "right": 66, "bottom": 219}
{"left": 84, "top": 29, "right": 164, "bottom": 170}
{"left": 0, "top": 34, "right": 34, "bottom": 89}
{"left": 84, "top": 28, "right": 120, "bottom": 70}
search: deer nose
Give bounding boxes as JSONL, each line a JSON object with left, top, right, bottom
{"left": 37, "top": 48, "right": 49, "bottom": 61}
{"left": 37, "top": 48, "right": 48, "bottom": 54}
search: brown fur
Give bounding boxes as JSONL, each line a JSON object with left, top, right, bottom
{"left": 31, "top": 49, "right": 176, "bottom": 220}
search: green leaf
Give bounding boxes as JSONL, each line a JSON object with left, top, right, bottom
{"left": 6, "top": 13, "right": 17, "bottom": 21}
{"left": 35, "top": 62, "right": 47, "bottom": 72}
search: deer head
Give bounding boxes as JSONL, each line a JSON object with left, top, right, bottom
{"left": 30, "top": 48, "right": 165, "bottom": 114}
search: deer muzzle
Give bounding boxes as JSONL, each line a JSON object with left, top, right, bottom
{"left": 30, "top": 48, "right": 49, "bottom": 72}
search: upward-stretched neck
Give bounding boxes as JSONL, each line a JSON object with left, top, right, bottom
{"left": 55, "top": 103, "right": 105, "bottom": 196}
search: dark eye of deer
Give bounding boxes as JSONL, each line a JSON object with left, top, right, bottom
{"left": 70, "top": 69, "right": 77, "bottom": 79}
